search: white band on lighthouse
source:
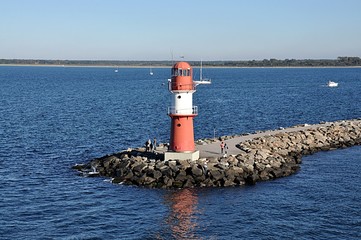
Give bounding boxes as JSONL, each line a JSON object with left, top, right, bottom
{"left": 171, "top": 92, "right": 195, "bottom": 115}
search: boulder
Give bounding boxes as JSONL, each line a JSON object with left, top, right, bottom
{"left": 152, "top": 170, "right": 162, "bottom": 180}
{"left": 159, "top": 165, "right": 173, "bottom": 177}
{"left": 245, "top": 173, "right": 258, "bottom": 185}
{"left": 209, "top": 169, "right": 224, "bottom": 181}
{"left": 175, "top": 170, "right": 187, "bottom": 182}
{"left": 223, "top": 179, "right": 236, "bottom": 187}
{"left": 132, "top": 163, "right": 147, "bottom": 176}
{"left": 178, "top": 159, "right": 191, "bottom": 169}
{"left": 163, "top": 176, "right": 173, "bottom": 188}
{"left": 191, "top": 165, "right": 203, "bottom": 177}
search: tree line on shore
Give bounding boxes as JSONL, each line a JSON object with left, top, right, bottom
{"left": 1, "top": 56, "right": 360, "bottom": 67}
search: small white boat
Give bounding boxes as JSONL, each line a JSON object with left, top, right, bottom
{"left": 327, "top": 81, "right": 338, "bottom": 87}
{"left": 149, "top": 67, "right": 153, "bottom": 75}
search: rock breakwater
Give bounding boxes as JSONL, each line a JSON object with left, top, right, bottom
{"left": 74, "top": 119, "right": 361, "bottom": 188}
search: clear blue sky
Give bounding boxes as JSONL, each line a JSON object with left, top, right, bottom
{"left": 1, "top": 0, "right": 361, "bottom": 60}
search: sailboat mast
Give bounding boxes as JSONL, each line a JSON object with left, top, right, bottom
{"left": 200, "top": 60, "right": 203, "bottom": 80}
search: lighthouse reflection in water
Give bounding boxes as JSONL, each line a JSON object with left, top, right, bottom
{"left": 164, "top": 189, "right": 200, "bottom": 239}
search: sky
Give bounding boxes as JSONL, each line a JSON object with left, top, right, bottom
{"left": 1, "top": 0, "right": 361, "bottom": 61}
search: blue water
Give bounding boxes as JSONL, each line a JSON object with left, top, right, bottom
{"left": 0, "top": 66, "right": 361, "bottom": 239}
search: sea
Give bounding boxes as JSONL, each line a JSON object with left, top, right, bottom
{"left": 0, "top": 66, "right": 360, "bottom": 239}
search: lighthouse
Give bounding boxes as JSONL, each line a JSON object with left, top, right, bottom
{"left": 164, "top": 61, "right": 210, "bottom": 161}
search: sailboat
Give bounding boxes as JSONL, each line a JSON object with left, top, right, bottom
{"left": 194, "top": 60, "right": 211, "bottom": 86}
{"left": 149, "top": 67, "right": 153, "bottom": 75}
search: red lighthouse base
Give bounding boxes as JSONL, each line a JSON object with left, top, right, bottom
{"left": 169, "top": 116, "right": 195, "bottom": 152}
{"left": 165, "top": 115, "right": 199, "bottom": 161}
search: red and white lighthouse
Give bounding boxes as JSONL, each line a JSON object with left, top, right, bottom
{"left": 165, "top": 61, "right": 210, "bottom": 161}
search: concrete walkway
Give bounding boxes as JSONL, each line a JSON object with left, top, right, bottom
{"left": 196, "top": 122, "right": 333, "bottom": 159}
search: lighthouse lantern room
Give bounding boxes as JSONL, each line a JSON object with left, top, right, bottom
{"left": 164, "top": 61, "right": 210, "bottom": 161}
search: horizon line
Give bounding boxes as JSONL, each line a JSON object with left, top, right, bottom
{"left": 1, "top": 56, "right": 360, "bottom": 62}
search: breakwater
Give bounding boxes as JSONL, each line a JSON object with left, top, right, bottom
{"left": 74, "top": 119, "right": 361, "bottom": 188}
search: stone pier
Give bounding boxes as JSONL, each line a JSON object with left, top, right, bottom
{"left": 73, "top": 119, "right": 361, "bottom": 188}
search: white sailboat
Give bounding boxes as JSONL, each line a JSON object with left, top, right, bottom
{"left": 149, "top": 67, "right": 153, "bottom": 75}
{"left": 194, "top": 60, "right": 211, "bottom": 86}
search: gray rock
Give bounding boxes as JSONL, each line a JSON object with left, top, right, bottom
{"left": 178, "top": 159, "right": 191, "bottom": 168}
{"left": 191, "top": 165, "right": 203, "bottom": 176}
{"left": 175, "top": 170, "right": 187, "bottom": 182}
{"left": 159, "top": 165, "right": 172, "bottom": 177}
{"left": 152, "top": 170, "right": 162, "bottom": 180}
{"left": 209, "top": 169, "right": 224, "bottom": 181}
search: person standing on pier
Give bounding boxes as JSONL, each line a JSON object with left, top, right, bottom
{"left": 153, "top": 138, "right": 157, "bottom": 152}
{"left": 220, "top": 141, "right": 225, "bottom": 154}
{"left": 224, "top": 143, "right": 228, "bottom": 157}
{"left": 145, "top": 139, "right": 151, "bottom": 152}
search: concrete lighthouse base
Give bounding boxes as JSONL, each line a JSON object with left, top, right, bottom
{"left": 164, "top": 150, "right": 199, "bottom": 161}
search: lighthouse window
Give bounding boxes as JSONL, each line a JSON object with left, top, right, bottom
{"left": 177, "top": 95, "right": 181, "bottom": 99}
{"left": 172, "top": 68, "right": 191, "bottom": 76}
{"left": 185, "top": 69, "right": 190, "bottom": 76}
{"left": 172, "top": 68, "right": 181, "bottom": 76}
{"left": 177, "top": 123, "right": 181, "bottom": 127}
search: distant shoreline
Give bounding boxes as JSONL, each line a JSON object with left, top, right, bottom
{"left": 1, "top": 57, "right": 361, "bottom": 68}
{"left": 1, "top": 63, "right": 361, "bottom": 69}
